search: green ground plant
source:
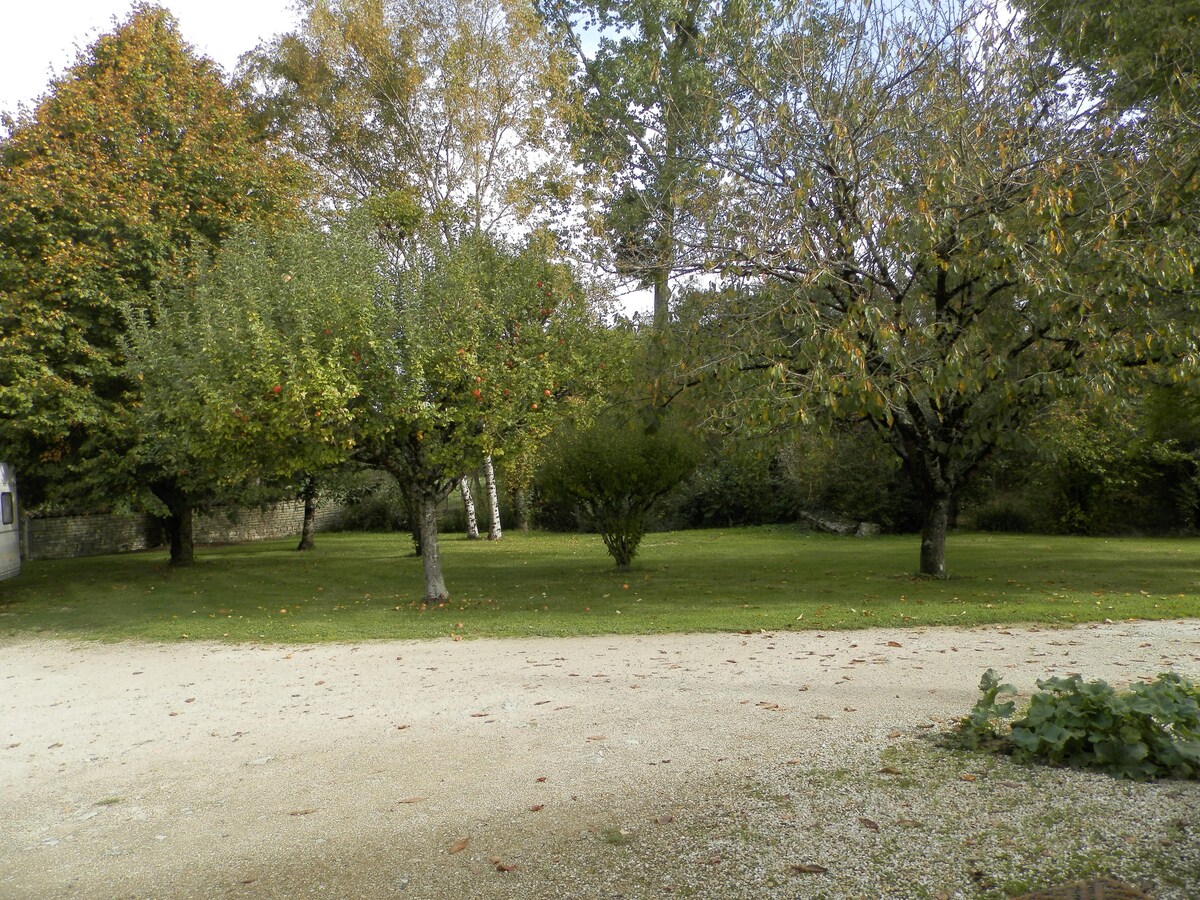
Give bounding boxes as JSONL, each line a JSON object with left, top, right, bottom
{"left": 956, "top": 669, "right": 1200, "bottom": 780}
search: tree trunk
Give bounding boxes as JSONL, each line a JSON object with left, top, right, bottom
{"left": 403, "top": 485, "right": 422, "bottom": 557}
{"left": 919, "top": 493, "right": 952, "bottom": 578}
{"left": 297, "top": 478, "right": 318, "bottom": 551}
{"left": 461, "top": 476, "right": 480, "bottom": 539}
{"left": 511, "top": 484, "right": 530, "bottom": 533}
{"left": 419, "top": 496, "right": 448, "bottom": 601}
{"left": 153, "top": 481, "right": 195, "bottom": 567}
{"left": 484, "top": 455, "right": 502, "bottom": 541}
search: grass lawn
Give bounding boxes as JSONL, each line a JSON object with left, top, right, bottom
{"left": 0, "top": 526, "right": 1197, "bottom": 642}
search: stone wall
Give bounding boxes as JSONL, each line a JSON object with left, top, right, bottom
{"left": 22, "top": 500, "right": 345, "bottom": 561}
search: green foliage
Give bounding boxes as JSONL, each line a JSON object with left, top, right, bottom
{"left": 539, "top": 417, "right": 698, "bottom": 567}
{"left": 1014, "top": 0, "right": 1200, "bottom": 104}
{"left": 124, "top": 221, "right": 390, "bottom": 493}
{"left": 970, "top": 501, "right": 1035, "bottom": 534}
{"left": 672, "top": 449, "right": 797, "bottom": 529}
{"left": 537, "top": 0, "right": 724, "bottom": 329}
{"left": 244, "top": 0, "right": 574, "bottom": 242}
{"left": 956, "top": 669, "right": 1018, "bottom": 750}
{"left": 957, "top": 669, "right": 1200, "bottom": 780}
{"left": 0, "top": 5, "right": 309, "bottom": 509}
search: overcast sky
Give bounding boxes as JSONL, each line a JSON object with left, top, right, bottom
{"left": 1, "top": 1, "right": 300, "bottom": 115}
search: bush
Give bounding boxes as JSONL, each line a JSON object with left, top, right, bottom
{"left": 672, "top": 450, "right": 797, "bottom": 528}
{"left": 330, "top": 477, "right": 411, "bottom": 533}
{"left": 970, "top": 500, "right": 1035, "bottom": 533}
{"left": 538, "top": 417, "right": 698, "bottom": 568}
{"left": 955, "top": 669, "right": 1200, "bottom": 780}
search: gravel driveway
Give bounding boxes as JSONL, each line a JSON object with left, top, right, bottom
{"left": 2, "top": 621, "right": 1198, "bottom": 898}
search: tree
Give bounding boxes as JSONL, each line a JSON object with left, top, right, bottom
{"left": 246, "top": 0, "right": 580, "bottom": 538}
{"left": 124, "top": 222, "right": 391, "bottom": 562}
{"left": 0, "top": 4, "right": 309, "bottom": 532}
{"left": 244, "top": 0, "right": 574, "bottom": 242}
{"left": 361, "top": 231, "right": 614, "bottom": 599}
{"left": 693, "top": 0, "right": 1198, "bottom": 575}
{"left": 538, "top": 414, "right": 697, "bottom": 567}
{"left": 1012, "top": 0, "right": 1200, "bottom": 106}
{"left": 537, "top": 0, "right": 723, "bottom": 338}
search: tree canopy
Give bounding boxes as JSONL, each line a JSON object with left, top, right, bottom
{"left": 0, "top": 4, "right": 310, "bottom": 512}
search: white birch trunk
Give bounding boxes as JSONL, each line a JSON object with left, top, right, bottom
{"left": 484, "top": 455, "right": 502, "bottom": 541}
{"left": 460, "top": 477, "right": 480, "bottom": 540}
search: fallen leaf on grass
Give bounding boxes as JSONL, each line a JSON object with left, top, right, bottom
{"left": 879, "top": 766, "right": 904, "bottom": 776}
{"left": 896, "top": 818, "right": 922, "bottom": 828}
{"left": 958, "top": 773, "right": 978, "bottom": 782}
{"left": 449, "top": 838, "right": 470, "bottom": 854}
{"left": 858, "top": 817, "right": 879, "bottom": 832}
{"left": 790, "top": 864, "right": 829, "bottom": 874}
{"left": 289, "top": 808, "right": 318, "bottom": 817}
{"left": 887, "top": 730, "right": 902, "bottom": 739}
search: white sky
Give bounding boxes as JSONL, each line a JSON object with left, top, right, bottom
{"left": 0, "top": 1, "right": 301, "bottom": 116}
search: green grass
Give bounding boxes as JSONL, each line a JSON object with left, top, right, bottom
{"left": 1, "top": 526, "right": 1197, "bottom": 642}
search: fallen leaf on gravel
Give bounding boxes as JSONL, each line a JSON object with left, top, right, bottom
{"left": 470, "top": 713, "right": 489, "bottom": 718}
{"left": 958, "top": 773, "right": 978, "bottom": 782}
{"left": 843, "top": 707, "right": 857, "bottom": 712}
{"left": 785, "top": 759, "right": 802, "bottom": 765}
{"left": 879, "top": 766, "right": 904, "bottom": 775}
{"left": 535, "top": 776, "right": 547, "bottom": 783}
{"left": 449, "top": 838, "right": 470, "bottom": 854}
{"left": 858, "top": 817, "right": 880, "bottom": 832}
{"left": 529, "top": 805, "right": 544, "bottom": 812}
{"left": 790, "top": 864, "right": 828, "bottom": 874}
{"left": 654, "top": 814, "right": 675, "bottom": 825}
{"left": 757, "top": 702, "right": 781, "bottom": 710}
{"left": 886, "top": 641, "right": 903, "bottom": 648}
{"left": 586, "top": 735, "right": 607, "bottom": 741}
{"left": 496, "top": 863, "right": 518, "bottom": 873}
{"left": 887, "top": 730, "right": 902, "bottom": 739}
{"left": 814, "top": 714, "right": 833, "bottom": 721}
{"left": 397, "top": 798, "right": 425, "bottom": 804}
{"left": 47, "top": 742, "right": 63, "bottom": 749}
{"left": 289, "top": 808, "right": 318, "bottom": 817}
{"left": 396, "top": 724, "right": 411, "bottom": 730}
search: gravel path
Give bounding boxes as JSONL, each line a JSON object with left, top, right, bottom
{"left": 1, "top": 620, "right": 1198, "bottom": 899}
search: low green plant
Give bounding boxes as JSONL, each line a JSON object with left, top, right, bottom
{"left": 956, "top": 669, "right": 1200, "bottom": 780}
{"left": 956, "top": 669, "right": 1018, "bottom": 750}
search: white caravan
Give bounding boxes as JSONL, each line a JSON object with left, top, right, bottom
{"left": 0, "top": 462, "right": 19, "bottom": 580}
